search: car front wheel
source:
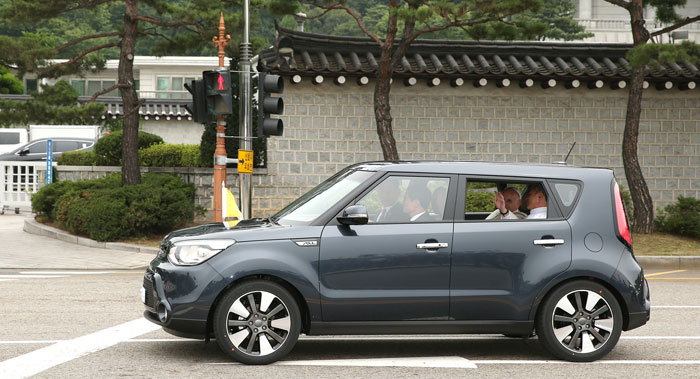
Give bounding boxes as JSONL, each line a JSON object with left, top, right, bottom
{"left": 536, "top": 280, "right": 623, "bottom": 362}
{"left": 213, "top": 280, "right": 301, "bottom": 365}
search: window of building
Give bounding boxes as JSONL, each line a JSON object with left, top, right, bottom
{"left": 71, "top": 79, "right": 118, "bottom": 97}
{"left": 25, "top": 79, "right": 38, "bottom": 94}
{"left": 156, "top": 76, "right": 195, "bottom": 99}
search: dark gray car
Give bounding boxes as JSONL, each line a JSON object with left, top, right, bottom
{"left": 142, "top": 161, "right": 649, "bottom": 364}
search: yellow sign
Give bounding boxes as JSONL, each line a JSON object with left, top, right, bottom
{"left": 238, "top": 149, "right": 253, "bottom": 174}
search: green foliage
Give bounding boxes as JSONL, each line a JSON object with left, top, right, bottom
{"left": 655, "top": 196, "right": 700, "bottom": 239}
{"left": 647, "top": 0, "right": 688, "bottom": 24}
{"left": 57, "top": 150, "right": 98, "bottom": 166}
{"left": 466, "top": 191, "right": 496, "bottom": 212}
{"left": 0, "top": 66, "right": 24, "bottom": 94}
{"left": 94, "top": 130, "right": 163, "bottom": 166}
{"left": 139, "top": 143, "right": 202, "bottom": 167}
{"left": 0, "top": 80, "right": 105, "bottom": 127}
{"left": 627, "top": 40, "right": 700, "bottom": 68}
{"left": 32, "top": 173, "right": 195, "bottom": 241}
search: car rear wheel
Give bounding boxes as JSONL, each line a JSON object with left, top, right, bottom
{"left": 213, "top": 280, "right": 301, "bottom": 365}
{"left": 536, "top": 280, "right": 622, "bottom": 362}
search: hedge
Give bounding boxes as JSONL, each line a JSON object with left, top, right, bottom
{"left": 655, "top": 196, "right": 700, "bottom": 239}
{"left": 57, "top": 150, "right": 97, "bottom": 166}
{"left": 32, "top": 173, "right": 194, "bottom": 241}
{"left": 94, "top": 130, "right": 163, "bottom": 166}
{"left": 139, "top": 143, "right": 201, "bottom": 167}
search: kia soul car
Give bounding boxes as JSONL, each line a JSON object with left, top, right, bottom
{"left": 142, "top": 161, "right": 650, "bottom": 364}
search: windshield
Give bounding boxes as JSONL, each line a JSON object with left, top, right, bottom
{"left": 273, "top": 169, "right": 374, "bottom": 225}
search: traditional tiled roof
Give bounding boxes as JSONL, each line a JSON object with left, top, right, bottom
{"left": 258, "top": 26, "right": 699, "bottom": 85}
{"left": 95, "top": 97, "right": 193, "bottom": 120}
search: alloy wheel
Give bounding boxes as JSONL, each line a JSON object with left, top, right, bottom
{"left": 225, "top": 290, "right": 292, "bottom": 356}
{"left": 550, "top": 289, "right": 615, "bottom": 354}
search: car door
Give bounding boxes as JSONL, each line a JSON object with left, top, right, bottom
{"left": 450, "top": 176, "right": 572, "bottom": 321}
{"left": 319, "top": 174, "right": 457, "bottom": 321}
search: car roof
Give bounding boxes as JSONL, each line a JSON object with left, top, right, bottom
{"left": 350, "top": 161, "right": 613, "bottom": 181}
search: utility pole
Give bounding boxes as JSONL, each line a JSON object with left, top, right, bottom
{"left": 238, "top": 0, "right": 253, "bottom": 219}
{"left": 212, "top": 13, "right": 230, "bottom": 222}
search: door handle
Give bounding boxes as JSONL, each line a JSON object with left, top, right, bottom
{"left": 533, "top": 239, "right": 565, "bottom": 246}
{"left": 416, "top": 242, "right": 449, "bottom": 249}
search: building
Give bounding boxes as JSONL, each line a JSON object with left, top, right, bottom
{"left": 575, "top": 0, "right": 700, "bottom": 43}
{"left": 18, "top": 56, "right": 221, "bottom": 144}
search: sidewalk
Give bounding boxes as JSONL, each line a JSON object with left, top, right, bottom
{"left": 0, "top": 214, "right": 156, "bottom": 270}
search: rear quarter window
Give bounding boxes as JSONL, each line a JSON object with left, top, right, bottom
{"left": 549, "top": 180, "right": 582, "bottom": 218}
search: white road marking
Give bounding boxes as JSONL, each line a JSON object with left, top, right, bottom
{"left": 652, "top": 306, "right": 700, "bottom": 309}
{"left": 0, "top": 279, "right": 18, "bottom": 282}
{"left": 19, "top": 271, "right": 110, "bottom": 275}
{"left": 209, "top": 356, "right": 478, "bottom": 368}
{"left": 0, "top": 318, "right": 160, "bottom": 379}
{"left": 0, "top": 275, "right": 66, "bottom": 279}
{"left": 472, "top": 360, "right": 700, "bottom": 365}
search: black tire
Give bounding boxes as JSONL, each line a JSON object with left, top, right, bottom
{"left": 536, "top": 280, "right": 623, "bottom": 362}
{"left": 213, "top": 280, "right": 301, "bottom": 365}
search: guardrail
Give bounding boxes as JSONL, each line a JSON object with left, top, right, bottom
{"left": 0, "top": 161, "right": 53, "bottom": 213}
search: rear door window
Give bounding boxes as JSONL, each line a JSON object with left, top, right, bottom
{"left": 462, "top": 178, "right": 555, "bottom": 220}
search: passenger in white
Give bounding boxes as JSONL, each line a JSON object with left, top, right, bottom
{"left": 486, "top": 187, "right": 526, "bottom": 220}
{"left": 522, "top": 183, "right": 548, "bottom": 219}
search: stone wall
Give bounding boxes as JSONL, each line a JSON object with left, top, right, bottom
{"left": 45, "top": 79, "right": 700, "bottom": 217}
{"left": 264, "top": 80, "right": 700, "bottom": 213}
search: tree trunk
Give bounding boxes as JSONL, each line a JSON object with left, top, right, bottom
{"left": 621, "top": 0, "right": 653, "bottom": 233}
{"left": 623, "top": 67, "right": 654, "bottom": 233}
{"left": 373, "top": 75, "right": 399, "bottom": 161}
{"left": 119, "top": 0, "right": 141, "bottom": 185}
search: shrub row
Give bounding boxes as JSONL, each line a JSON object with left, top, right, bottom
{"left": 58, "top": 143, "right": 201, "bottom": 167}
{"left": 655, "top": 196, "right": 700, "bottom": 239}
{"left": 32, "top": 174, "right": 194, "bottom": 242}
{"left": 94, "top": 130, "right": 163, "bottom": 165}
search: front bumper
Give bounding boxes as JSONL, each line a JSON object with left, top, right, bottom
{"left": 142, "top": 258, "right": 226, "bottom": 339}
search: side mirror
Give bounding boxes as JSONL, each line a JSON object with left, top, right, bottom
{"left": 18, "top": 148, "right": 29, "bottom": 156}
{"left": 337, "top": 205, "right": 369, "bottom": 225}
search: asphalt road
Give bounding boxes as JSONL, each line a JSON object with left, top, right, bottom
{"left": 1, "top": 268, "right": 699, "bottom": 378}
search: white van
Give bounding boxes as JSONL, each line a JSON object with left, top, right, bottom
{"left": 0, "top": 128, "right": 29, "bottom": 154}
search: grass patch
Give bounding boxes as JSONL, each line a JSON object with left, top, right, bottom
{"left": 632, "top": 233, "right": 700, "bottom": 256}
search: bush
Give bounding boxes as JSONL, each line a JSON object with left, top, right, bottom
{"left": 58, "top": 150, "right": 98, "bottom": 166}
{"left": 94, "top": 130, "right": 163, "bottom": 165}
{"left": 139, "top": 143, "right": 201, "bottom": 167}
{"left": 466, "top": 191, "right": 496, "bottom": 212}
{"left": 655, "top": 196, "right": 700, "bottom": 239}
{"left": 32, "top": 173, "right": 194, "bottom": 241}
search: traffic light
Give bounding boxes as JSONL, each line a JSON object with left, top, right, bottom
{"left": 258, "top": 72, "right": 284, "bottom": 137}
{"left": 203, "top": 69, "right": 233, "bottom": 116}
{"left": 184, "top": 78, "right": 211, "bottom": 124}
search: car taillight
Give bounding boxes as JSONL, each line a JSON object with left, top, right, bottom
{"left": 613, "top": 182, "right": 632, "bottom": 247}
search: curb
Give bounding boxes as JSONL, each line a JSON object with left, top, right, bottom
{"left": 636, "top": 255, "right": 700, "bottom": 270}
{"left": 23, "top": 217, "right": 160, "bottom": 255}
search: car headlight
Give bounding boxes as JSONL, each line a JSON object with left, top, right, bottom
{"left": 167, "top": 239, "right": 236, "bottom": 266}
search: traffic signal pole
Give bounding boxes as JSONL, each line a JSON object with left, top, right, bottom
{"left": 212, "top": 13, "right": 230, "bottom": 222}
{"left": 238, "top": 0, "right": 253, "bottom": 219}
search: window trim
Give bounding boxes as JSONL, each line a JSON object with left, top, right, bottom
{"left": 456, "top": 175, "right": 565, "bottom": 223}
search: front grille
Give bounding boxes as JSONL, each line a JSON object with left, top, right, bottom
{"left": 143, "top": 276, "right": 155, "bottom": 308}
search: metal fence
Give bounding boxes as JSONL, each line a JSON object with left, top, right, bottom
{"left": 0, "top": 161, "right": 53, "bottom": 213}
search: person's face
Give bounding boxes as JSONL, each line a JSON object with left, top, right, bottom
{"left": 403, "top": 194, "right": 418, "bottom": 215}
{"left": 378, "top": 184, "right": 397, "bottom": 206}
{"left": 523, "top": 189, "right": 545, "bottom": 210}
{"left": 503, "top": 189, "right": 522, "bottom": 212}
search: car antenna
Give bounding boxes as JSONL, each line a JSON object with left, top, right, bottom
{"left": 553, "top": 142, "right": 576, "bottom": 165}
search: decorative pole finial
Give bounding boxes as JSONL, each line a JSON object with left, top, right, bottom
{"left": 212, "top": 12, "right": 231, "bottom": 68}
